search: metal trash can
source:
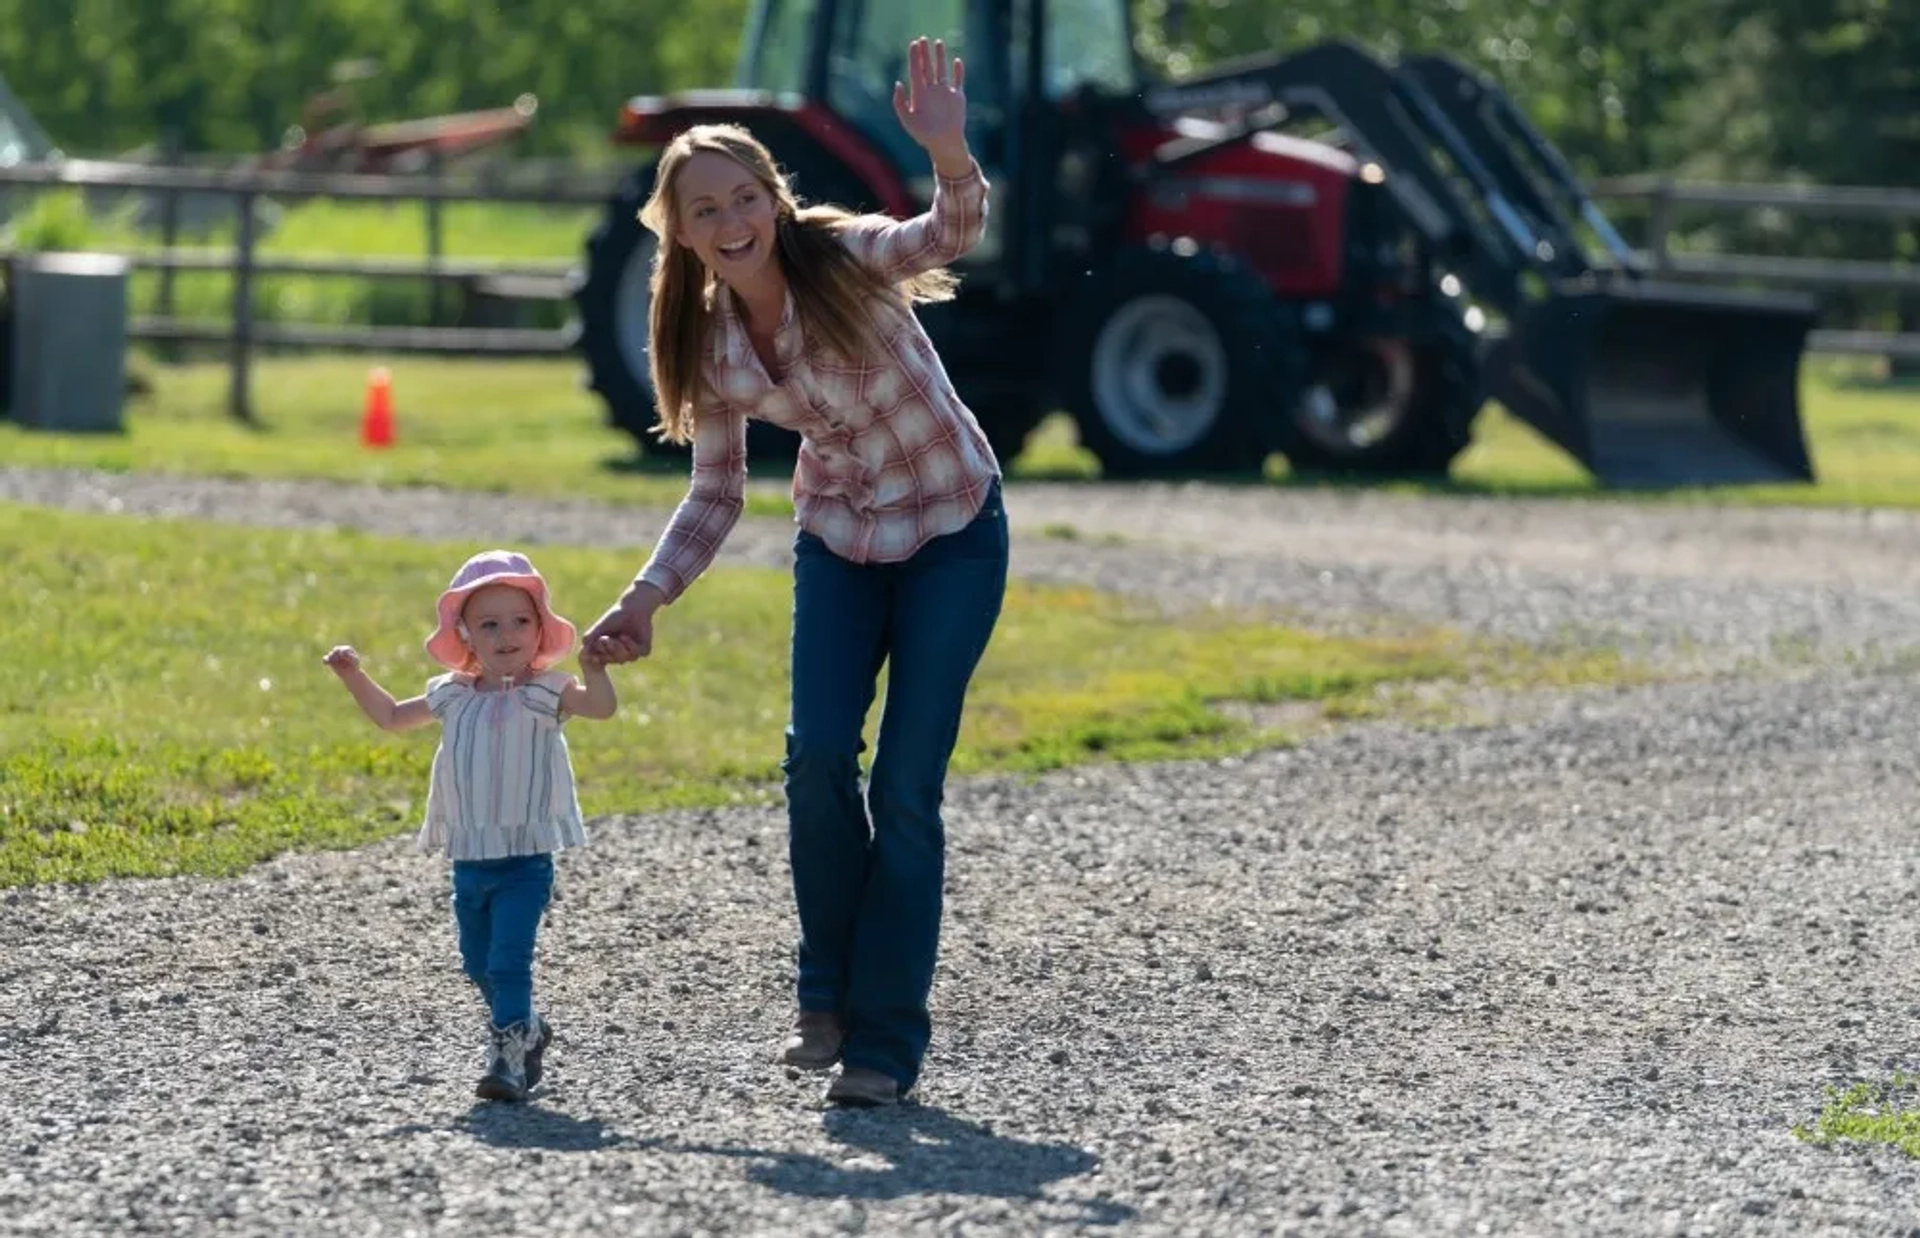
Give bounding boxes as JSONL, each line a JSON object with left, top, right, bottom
{"left": 7, "top": 251, "right": 129, "bottom": 433}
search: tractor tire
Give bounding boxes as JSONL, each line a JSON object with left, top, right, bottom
{"left": 1057, "top": 242, "right": 1305, "bottom": 478}
{"left": 572, "top": 160, "right": 690, "bottom": 462}
{"left": 572, "top": 147, "right": 886, "bottom": 471}
{"left": 1274, "top": 299, "right": 1483, "bottom": 477}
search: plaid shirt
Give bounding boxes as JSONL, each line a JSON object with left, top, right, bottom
{"left": 636, "top": 159, "right": 1001, "bottom": 605}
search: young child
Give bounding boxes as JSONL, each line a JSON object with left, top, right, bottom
{"left": 323, "top": 548, "right": 618, "bottom": 1103}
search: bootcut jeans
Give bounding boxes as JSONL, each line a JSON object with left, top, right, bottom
{"left": 782, "top": 480, "right": 1009, "bottom": 1091}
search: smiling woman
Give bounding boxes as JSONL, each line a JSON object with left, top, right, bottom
{"left": 577, "top": 35, "right": 1019, "bottom": 1111}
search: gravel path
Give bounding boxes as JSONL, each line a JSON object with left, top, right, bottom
{"left": 6, "top": 464, "right": 1920, "bottom": 1235}
{"left": 7, "top": 666, "right": 1920, "bottom": 1236}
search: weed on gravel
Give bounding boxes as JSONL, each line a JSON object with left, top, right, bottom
{"left": 2, "top": 503, "right": 1613, "bottom": 887}
{"left": 1795, "top": 1076, "right": 1920, "bottom": 1160}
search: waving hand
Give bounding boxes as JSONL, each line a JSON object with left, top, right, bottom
{"left": 892, "top": 37, "right": 972, "bottom": 176}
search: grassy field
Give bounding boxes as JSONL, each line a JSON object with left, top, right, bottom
{"left": 1, "top": 501, "right": 1633, "bottom": 887}
{"left": 5, "top": 351, "right": 1920, "bottom": 514}
{"left": 0, "top": 354, "right": 744, "bottom": 512}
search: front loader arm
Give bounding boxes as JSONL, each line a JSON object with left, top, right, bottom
{"left": 1398, "top": 54, "right": 1644, "bottom": 279}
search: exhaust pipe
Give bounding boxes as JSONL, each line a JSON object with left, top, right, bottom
{"left": 1484, "top": 278, "right": 1820, "bottom": 487}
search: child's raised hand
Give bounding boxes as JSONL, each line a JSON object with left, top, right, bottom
{"left": 578, "top": 639, "right": 609, "bottom": 673}
{"left": 324, "top": 645, "right": 362, "bottom": 674}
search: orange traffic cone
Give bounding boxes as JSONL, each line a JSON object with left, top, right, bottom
{"left": 361, "top": 366, "right": 394, "bottom": 448}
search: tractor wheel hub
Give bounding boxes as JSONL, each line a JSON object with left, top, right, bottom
{"left": 1091, "top": 295, "right": 1227, "bottom": 456}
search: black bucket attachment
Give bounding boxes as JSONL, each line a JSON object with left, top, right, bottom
{"left": 1483, "top": 279, "right": 1820, "bottom": 487}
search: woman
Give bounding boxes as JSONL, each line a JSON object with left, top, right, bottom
{"left": 582, "top": 36, "right": 1008, "bottom": 1108}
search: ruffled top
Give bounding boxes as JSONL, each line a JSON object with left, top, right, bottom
{"left": 416, "top": 670, "right": 587, "bottom": 861}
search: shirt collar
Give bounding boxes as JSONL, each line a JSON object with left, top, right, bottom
{"left": 714, "top": 281, "right": 796, "bottom": 366}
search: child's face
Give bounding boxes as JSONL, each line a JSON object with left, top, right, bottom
{"left": 461, "top": 584, "right": 542, "bottom": 679}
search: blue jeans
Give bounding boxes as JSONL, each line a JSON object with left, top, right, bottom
{"left": 783, "top": 482, "right": 1009, "bottom": 1091}
{"left": 451, "top": 853, "right": 553, "bottom": 1029}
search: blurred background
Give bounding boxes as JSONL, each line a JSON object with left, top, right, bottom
{"left": 0, "top": 0, "right": 1914, "bottom": 496}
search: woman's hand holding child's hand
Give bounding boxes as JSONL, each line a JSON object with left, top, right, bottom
{"left": 563, "top": 641, "right": 620, "bottom": 720}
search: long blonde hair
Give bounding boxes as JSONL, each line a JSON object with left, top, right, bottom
{"left": 637, "top": 123, "right": 961, "bottom": 444}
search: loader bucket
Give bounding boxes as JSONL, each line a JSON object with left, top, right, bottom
{"left": 1483, "top": 279, "right": 1819, "bottom": 488}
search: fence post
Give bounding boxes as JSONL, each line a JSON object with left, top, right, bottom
{"left": 155, "top": 130, "right": 182, "bottom": 362}
{"left": 228, "top": 189, "right": 258, "bottom": 424}
{"left": 1646, "top": 178, "right": 1676, "bottom": 271}
{"left": 425, "top": 153, "right": 445, "bottom": 324}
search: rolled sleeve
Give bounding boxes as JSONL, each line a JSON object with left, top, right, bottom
{"left": 836, "top": 159, "right": 990, "bottom": 281}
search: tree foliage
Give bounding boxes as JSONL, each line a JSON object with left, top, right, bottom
{"left": 0, "top": 0, "right": 1908, "bottom": 189}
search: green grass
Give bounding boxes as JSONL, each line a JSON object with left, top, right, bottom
{"left": 1794, "top": 1077, "right": 1920, "bottom": 1159}
{"left": 0, "top": 354, "right": 764, "bottom": 512}
{"left": 0, "top": 501, "right": 1623, "bottom": 887}
{"left": 10, "top": 353, "right": 1920, "bottom": 516}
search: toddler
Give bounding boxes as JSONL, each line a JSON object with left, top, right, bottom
{"left": 324, "top": 548, "right": 618, "bottom": 1102}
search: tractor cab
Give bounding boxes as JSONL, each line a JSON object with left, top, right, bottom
{"left": 729, "top": 0, "right": 1146, "bottom": 283}
{"left": 734, "top": 0, "right": 1141, "bottom": 163}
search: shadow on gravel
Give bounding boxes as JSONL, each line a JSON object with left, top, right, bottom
{"left": 389, "top": 1104, "right": 643, "bottom": 1153}
{"left": 668, "top": 1105, "right": 1132, "bottom": 1222}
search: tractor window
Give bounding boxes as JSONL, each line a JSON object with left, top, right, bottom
{"left": 1033, "top": 0, "right": 1138, "bottom": 98}
{"left": 738, "top": 0, "right": 819, "bottom": 95}
{"left": 827, "top": 0, "right": 997, "bottom": 174}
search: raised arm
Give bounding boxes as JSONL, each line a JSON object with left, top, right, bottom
{"left": 836, "top": 36, "right": 989, "bottom": 281}
{"left": 324, "top": 646, "right": 434, "bottom": 731}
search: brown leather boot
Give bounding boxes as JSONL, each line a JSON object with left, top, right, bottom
{"left": 825, "top": 1066, "right": 901, "bottom": 1107}
{"left": 778, "top": 1010, "right": 844, "bottom": 1070}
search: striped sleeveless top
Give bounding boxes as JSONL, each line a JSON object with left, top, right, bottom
{"left": 415, "top": 670, "right": 588, "bottom": 861}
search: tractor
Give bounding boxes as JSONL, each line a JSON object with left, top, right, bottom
{"left": 570, "top": 0, "right": 1819, "bottom": 487}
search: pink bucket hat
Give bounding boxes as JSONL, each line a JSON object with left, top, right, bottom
{"left": 425, "top": 549, "right": 577, "bottom": 672}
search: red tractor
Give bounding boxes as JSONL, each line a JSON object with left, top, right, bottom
{"left": 571, "top": 0, "right": 1817, "bottom": 486}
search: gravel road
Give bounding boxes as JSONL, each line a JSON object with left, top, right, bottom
{"left": 5, "top": 463, "right": 1920, "bottom": 1236}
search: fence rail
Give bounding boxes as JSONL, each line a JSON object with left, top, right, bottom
{"left": 2, "top": 157, "right": 1919, "bottom": 419}
{"left": 1590, "top": 174, "right": 1920, "bottom": 361}
{"left": 1593, "top": 176, "right": 1920, "bottom": 219}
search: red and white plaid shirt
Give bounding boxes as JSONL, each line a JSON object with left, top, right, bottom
{"left": 636, "top": 160, "right": 1001, "bottom": 605}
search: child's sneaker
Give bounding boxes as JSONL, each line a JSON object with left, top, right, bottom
{"left": 475, "top": 1019, "right": 543, "bottom": 1103}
